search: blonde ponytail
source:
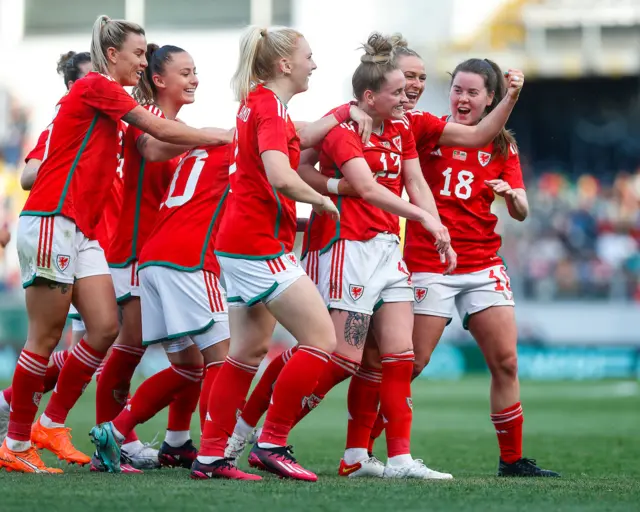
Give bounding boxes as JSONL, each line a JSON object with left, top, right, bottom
{"left": 231, "top": 25, "right": 303, "bottom": 102}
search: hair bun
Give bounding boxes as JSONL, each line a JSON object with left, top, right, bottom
{"left": 361, "top": 32, "right": 393, "bottom": 65}
{"left": 57, "top": 51, "right": 77, "bottom": 75}
{"left": 389, "top": 33, "right": 408, "bottom": 49}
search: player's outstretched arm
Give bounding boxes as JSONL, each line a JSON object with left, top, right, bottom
{"left": 438, "top": 69, "right": 524, "bottom": 148}
{"left": 123, "top": 105, "right": 233, "bottom": 148}
{"left": 296, "top": 105, "right": 373, "bottom": 149}
{"left": 20, "top": 159, "right": 41, "bottom": 190}
{"left": 297, "top": 148, "right": 358, "bottom": 196}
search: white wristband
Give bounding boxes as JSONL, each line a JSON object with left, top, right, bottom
{"left": 326, "top": 178, "right": 341, "bottom": 195}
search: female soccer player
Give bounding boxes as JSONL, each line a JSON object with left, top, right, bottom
{"left": 0, "top": 14, "right": 231, "bottom": 475}
{"left": 95, "top": 43, "right": 209, "bottom": 469}
{"left": 355, "top": 51, "right": 558, "bottom": 477}
{"left": 91, "top": 143, "right": 232, "bottom": 474}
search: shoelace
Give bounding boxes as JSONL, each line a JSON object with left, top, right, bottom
{"left": 520, "top": 458, "right": 538, "bottom": 467}
{"left": 269, "top": 445, "right": 298, "bottom": 464}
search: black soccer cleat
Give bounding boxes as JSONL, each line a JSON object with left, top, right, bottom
{"left": 497, "top": 457, "right": 561, "bottom": 477}
{"left": 158, "top": 440, "right": 198, "bottom": 469}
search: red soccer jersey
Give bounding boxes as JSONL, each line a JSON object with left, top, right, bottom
{"left": 21, "top": 72, "right": 138, "bottom": 239}
{"left": 25, "top": 126, "right": 50, "bottom": 162}
{"left": 139, "top": 144, "right": 231, "bottom": 277}
{"left": 406, "top": 110, "right": 447, "bottom": 156}
{"left": 107, "top": 106, "right": 179, "bottom": 267}
{"left": 215, "top": 85, "right": 300, "bottom": 259}
{"left": 404, "top": 122, "right": 525, "bottom": 274}
{"left": 303, "top": 115, "right": 418, "bottom": 256}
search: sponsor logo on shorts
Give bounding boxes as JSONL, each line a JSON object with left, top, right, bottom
{"left": 286, "top": 253, "right": 298, "bottom": 266}
{"left": 32, "top": 392, "right": 43, "bottom": 407}
{"left": 414, "top": 287, "right": 428, "bottom": 303}
{"left": 478, "top": 151, "right": 491, "bottom": 167}
{"left": 349, "top": 284, "right": 365, "bottom": 301}
{"left": 392, "top": 136, "right": 402, "bottom": 152}
{"left": 55, "top": 254, "right": 71, "bottom": 273}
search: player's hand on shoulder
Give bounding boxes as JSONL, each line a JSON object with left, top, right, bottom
{"left": 348, "top": 105, "right": 373, "bottom": 145}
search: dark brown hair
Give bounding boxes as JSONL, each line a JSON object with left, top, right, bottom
{"left": 352, "top": 32, "right": 398, "bottom": 100}
{"left": 451, "top": 58, "right": 517, "bottom": 159}
{"left": 57, "top": 51, "right": 91, "bottom": 89}
{"left": 132, "top": 44, "right": 186, "bottom": 105}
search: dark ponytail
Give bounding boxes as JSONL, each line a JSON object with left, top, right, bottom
{"left": 132, "top": 44, "right": 186, "bottom": 106}
{"left": 450, "top": 58, "right": 517, "bottom": 160}
{"left": 57, "top": 51, "right": 91, "bottom": 89}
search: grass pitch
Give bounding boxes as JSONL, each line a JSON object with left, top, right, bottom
{"left": 2, "top": 377, "right": 639, "bottom": 511}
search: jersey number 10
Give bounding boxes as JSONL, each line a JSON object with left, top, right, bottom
{"left": 440, "top": 168, "right": 474, "bottom": 200}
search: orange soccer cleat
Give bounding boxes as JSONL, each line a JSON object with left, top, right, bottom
{"left": 0, "top": 440, "right": 63, "bottom": 474}
{"left": 31, "top": 418, "right": 90, "bottom": 466}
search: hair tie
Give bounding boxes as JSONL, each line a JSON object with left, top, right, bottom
{"left": 260, "top": 28, "right": 267, "bottom": 38}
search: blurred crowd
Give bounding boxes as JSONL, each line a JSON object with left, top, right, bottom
{"left": 1, "top": 100, "right": 639, "bottom": 301}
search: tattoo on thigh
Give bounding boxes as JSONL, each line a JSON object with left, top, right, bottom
{"left": 344, "top": 312, "right": 371, "bottom": 349}
{"left": 47, "top": 282, "right": 71, "bottom": 294}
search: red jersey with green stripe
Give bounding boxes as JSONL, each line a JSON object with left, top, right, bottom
{"left": 303, "top": 114, "right": 418, "bottom": 256}
{"left": 215, "top": 85, "right": 299, "bottom": 259}
{"left": 405, "top": 119, "right": 524, "bottom": 274}
{"left": 21, "top": 72, "right": 138, "bottom": 239}
{"left": 107, "top": 106, "right": 178, "bottom": 266}
{"left": 138, "top": 144, "right": 230, "bottom": 277}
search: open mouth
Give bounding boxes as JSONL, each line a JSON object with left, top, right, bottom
{"left": 184, "top": 88, "right": 196, "bottom": 94}
{"left": 406, "top": 91, "right": 419, "bottom": 101}
{"left": 457, "top": 107, "right": 471, "bottom": 115}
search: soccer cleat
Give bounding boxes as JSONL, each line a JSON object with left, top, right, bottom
{"left": 497, "top": 458, "right": 561, "bottom": 477}
{"left": 383, "top": 459, "right": 453, "bottom": 480}
{"left": 0, "top": 406, "right": 8, "bottom": 444}
{"left": 338, "top": 456, "right": 385, "bottom": 478}
{"left": 31, "top": 419, "right": 90, "bottom": 466}
{"left": 122, "top": 440, "right": 160, "bottom": 470}
{"left": 190, "top": 457, "right": 262, "bottom": 480}
{"left": 0, "top": 440, "right": 63, "bottom": 474}
{"left": 89, "top": 422, "right": 122, "bottom": 473}
{"left": 248, "top": 444, "right": 317, "bottom": 482}
{"left": 158, "top": 440, "right": 198, "bottom": 469}
{"left": 90, "top": 452, "right": 142, "bottom": 474}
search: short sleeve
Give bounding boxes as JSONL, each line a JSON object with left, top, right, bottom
{"left": 25, "top": 128, "right": 49, "bottom": 162}
{"left": 81, "top": 74, "right": 138, "bottom": 122}
{"left": 500, "top": 143, "right": 525, "bottom": 190}
{"left": 256, "top": 96, "right": 290, "bottom": 156}
{"left": 322, "top": 124, "right": 364, "bottom": 168}
{"left": 409, "top": 111, "right": 446, "bottom": 154}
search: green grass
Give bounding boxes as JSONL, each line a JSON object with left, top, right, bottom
{"left": 2, "top": 377, "right": 640, "bottom": 511}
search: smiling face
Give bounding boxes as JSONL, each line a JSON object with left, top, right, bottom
{"left": 397, "top": 55, "right": 426, "bottom": 110}
{"left": 109, "top": 32, "right": 148, "bottom": 86}
{"left": 153, "top": 51, "right": 199, "bottom": 106}
{"left": 365, "top": 68, "right": 408, "bottom": 120}
{"left": 449, "top": 71, "right": 494, "bottom": 125}
{"left": 280, "top": 36, "right": 317, "bottom": 94}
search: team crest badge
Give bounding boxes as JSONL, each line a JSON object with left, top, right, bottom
{"left": 286, "top": 253, "right": 298, "bottom": 266}
{"left": 33, "top": 392, "right": 43, "bottom": 407}
{"left": 349, "top": 284, "right": 365, "bottom": 301}
{"left": 113, "top": 389, "right": 128, "bottom": 405}
{"left": 392, "top": 136, "right": 402, "bottom": 152}
{"left": 414, "top": 287, "right": 428, "bottom": 303}
{"left": 55, "top": 254, "right": 71, "bottom": 273}
{"left": 302, "top": 394, "right": 321, "bottom": 411}
{"left": 478, "top": 151, "right": 491, "bottom": 167}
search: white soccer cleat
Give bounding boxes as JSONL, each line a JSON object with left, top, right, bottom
{"left": 338, "top": 456, "right": 385, "bottom": 478}
{"left": 121, "top": 440, "right": 160, "bottom": 470}
{"left": 383, "top": 459, "right": 453, "bottom": 480}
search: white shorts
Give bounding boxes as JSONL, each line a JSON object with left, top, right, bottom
{"left": 110, "top": 261, "right": 140, "bottom": 303}
{"left": 17, "top": 215, "right": 109, "bottom": 287}
{"left": 412, "top": 264, "right": 515, "bottom": 329}
{"left": 304, "top": 234, "right": 413, "bottom": 315}
{"left": 71, "top": 318, "right": 86, "bottom": 332}
{"left": 140, "top": 265, "right": 229, "bottom": 350}
{"left": 217, "top": 253, "right": 306, "bottom": 307}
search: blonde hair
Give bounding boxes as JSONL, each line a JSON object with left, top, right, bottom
{"left": 90, "top": 14, "right": 145, "bottom": 75}
{"left": 389, "top": 34, "right": 422, "bottom": 62}
{"left": 352, "top": 32, "right": 398, "bottom": 100}
{"left": 231, "top": 25, "right": 303, "bottom": 102}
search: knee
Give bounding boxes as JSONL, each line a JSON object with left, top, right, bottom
{"left": 231, "top": 342, "right": 269, "bottom": 368}
{"left": 489, "top": 353, "right": 518, "bottom": 381}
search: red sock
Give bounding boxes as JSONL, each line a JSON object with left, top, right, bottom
{"left": 368, "top": 412, "right": 385, "bottom": 453}
{"left": 259, "top": 346, "right": 331, "bottom": 446}
{"left": 241, "top": 346, "right": 297, "bottom": 428}
{"left": 293, "top": 352, "right": 358, "bottom": 426}
{"left": 167, "top": 372, "right": 203, "bottom": 432}
{"left": 94, "top": 358, "right": 107, "bottom": 383}
{"left": 199, "top": 361, "right": 223, "bottom": 432}
{"left": 2, "top": 350, "right": 68, "bottom": 406}
{"left": 380, "top": 351, "right": 414, "bottom": 457}
{"left": 200, "top": 357, "right": 258, "bottom": 457}
{"left": 113, "top": 364, "right": 203, "bottom": 438}
{"left": 490, "top": 402, "right": 523, "bottom": 463}
{"left": 7, "top": 350, "right": 49, "bottom": 442}
{"left": 346, "top": 365, "right": 382, "bottom": 450}
{"left": 44, "top": 339, "right": 105, "bottom": 424}
{"left": 95, "top": 345, "right": 145, "bottom": 423}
